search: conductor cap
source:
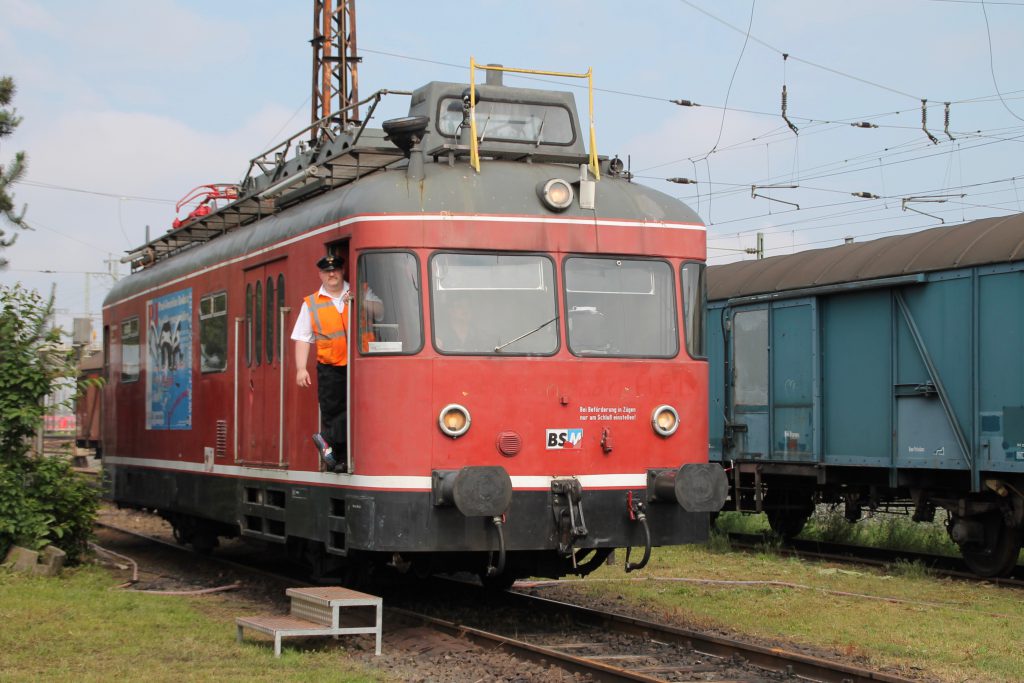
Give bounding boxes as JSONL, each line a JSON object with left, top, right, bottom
{"left": 316, "top": 255, "right": 344, "bottom": 271}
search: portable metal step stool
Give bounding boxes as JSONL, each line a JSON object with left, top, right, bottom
{"left": 236, "top": 586, "right": 382, "bottom": 657}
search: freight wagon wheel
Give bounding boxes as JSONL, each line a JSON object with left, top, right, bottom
{"left": 958, "top": 511, "right": 1022, "bottom": 578}
{"left": 764, "top": 489, "right": 815, "bottom": 540}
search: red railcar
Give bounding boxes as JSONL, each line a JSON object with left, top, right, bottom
{"left": 102, "top": 73, "right": 725, "bottom": 583}
{"left": 75, "top": 351, "right": 103, "bottom": 454}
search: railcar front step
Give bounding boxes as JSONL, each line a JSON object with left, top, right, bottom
{"left": 236, "top": 586, "right": 382, "bottom": 657}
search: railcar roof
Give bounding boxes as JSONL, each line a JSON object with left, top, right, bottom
{"left": 105, "top": 160, "right": 703, "bottom": 307}
{"left": 707, "top": 212, "right": 1024, "bottom": 301}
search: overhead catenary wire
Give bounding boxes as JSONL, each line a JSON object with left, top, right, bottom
{"left": 676, "top": 0, "right": 925, "bottom": 102}
{"left": 980, "top": 0, "right": 1024, "bottom": 123}
{"left": 13, "top": 35, "right": 1022, "bottom": 268}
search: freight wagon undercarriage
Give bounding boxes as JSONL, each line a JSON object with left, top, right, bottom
{"left": 723, "top": 462, "right": 1024, "bottom": 577}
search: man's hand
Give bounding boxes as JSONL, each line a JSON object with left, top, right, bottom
{"left": 294, "top": 340, "right": 312, "bottom": 387}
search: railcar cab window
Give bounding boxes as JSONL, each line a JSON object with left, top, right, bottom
{"left": 436, "top": 98, "right": 575, "bottom": 145}
{"left": 199, "top": 292, "right": 227, "bottom": 373}
{"left": 357, "top": 251, "right": 422, "bottom": 354}
{"left": 681, "top": 262, "right": 707, "bottom": 359}
{"left": 565, "top": 258, "right": 678, "bottom": 358}
{"left": 120, "top": 317, "right": 140, "bottom": 382}
{"left": 431, "top": 253, "right": 558, "bottom": 355}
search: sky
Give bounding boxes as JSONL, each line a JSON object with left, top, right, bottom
{"left": 2, "top": 0, "right": 1023, "bottom": 338}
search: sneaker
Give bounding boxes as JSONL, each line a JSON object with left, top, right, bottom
{"left": 312, "top": 433, "right": 337, "bottom": 471}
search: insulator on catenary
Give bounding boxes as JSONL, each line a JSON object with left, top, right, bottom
{"left": 944, "top": 102, "right": 956, "bottom": 141}
{"left": 851, "top": 121, "right": 879, "bottom": 129}
{"left": 852, "top": 191, "right": 880, "bottom": 199}
{"left": 667, "top": 177, "right": 697, "bottom": 184}
{"left": 921, "top": 99, "right": 939, "bottom": 145}
{"left": 671, "top": 99, "right": 699, "bottom": 107}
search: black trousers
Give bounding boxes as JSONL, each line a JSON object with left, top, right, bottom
{"left": 316, "top": 362, "right": 347, "bottom": 453}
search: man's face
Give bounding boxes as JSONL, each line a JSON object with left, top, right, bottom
{"left": 319, "top": 261, "right": 345, "bottom": 287}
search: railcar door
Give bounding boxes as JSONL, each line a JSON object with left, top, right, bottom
{"left": 238, "top": 261, "right": 288, "bottom": 466}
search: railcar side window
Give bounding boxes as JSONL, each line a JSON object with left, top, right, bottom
{"left": 120, "top": 317, "right": 140, "bottom": 382}
{"left": 732, "top": 308, "right": 769, "bottom": 407}
{"left": 565, "top": 258, "right": 678, "bottom": 358}
{"left": 681, "top": 262, "right": 707, "bottom": 359}
{"left": 265, "top": 277, "right": 274, "bottom": 364}
{"left": 431, "top": 252, "right": 558, "bottom": 355}
{"left": 245, "top": 284, "right": 252, "bottom": 367}
{"left": 254, "top": 280, "right": 262, "bottom": 367}
{"left": 277, "top": 274, "right": 286, "bottom": 361}
{"left": 199, "top": 292, "right": 227, "bottom": 373}
{"left": 357, "top": 251, "right": 422, "bottom": 355}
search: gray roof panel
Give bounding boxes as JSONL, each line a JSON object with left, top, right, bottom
{"left": 707, "top": 213, "right": 1024, "bottom": 300}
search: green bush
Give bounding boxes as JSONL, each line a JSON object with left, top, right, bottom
{"left": 0, "top": 456, "right": 98, "bottom": 562}
{"left": 0, "top": 284, "right": 98, "bottom": 564}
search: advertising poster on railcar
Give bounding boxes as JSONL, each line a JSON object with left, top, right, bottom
{"left": 145, "top": 288, "right": 193, "bottom": 430}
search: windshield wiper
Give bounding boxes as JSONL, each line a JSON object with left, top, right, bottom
{"left": 494, "top": 315, "right": 558, "bottom": 352}
{"left": 479, "top": 112, "right": 493, "bottom": 142}
{"left": 534, "top": 112, "right": 547, "bottom": 148}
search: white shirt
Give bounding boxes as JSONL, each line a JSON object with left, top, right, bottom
{"left": 290, "top": 281, "right": 381, "bottom": 343}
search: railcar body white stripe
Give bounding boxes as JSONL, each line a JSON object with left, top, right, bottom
{"left": 104, "top": 213, "right": 705, "bottom": 309}
{"left": 102, "top": 456, "right": 649, "bottom": 489}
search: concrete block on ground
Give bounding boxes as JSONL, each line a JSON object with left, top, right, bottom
{"left": 4, "top": 546, "right": 40, "bottom": 573}
{"left": 41, "top": 545, "right": 66, "bottom": 572}
{"left": 3, "top": 545, "right": 66, "bottom": 577}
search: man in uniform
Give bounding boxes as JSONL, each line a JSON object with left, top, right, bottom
{"left": 291, "top": 253, "right": 380, "bottom": 471}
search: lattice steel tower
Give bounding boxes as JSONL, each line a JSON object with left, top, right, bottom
{"left": 311, "top": 0, "right": 359, "bottom": 133}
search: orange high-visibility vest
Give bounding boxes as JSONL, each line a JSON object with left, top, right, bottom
{"left": 306, "top": 292, "right": 348, "bottom": 366}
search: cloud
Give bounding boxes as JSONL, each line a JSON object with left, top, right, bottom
{"left": 2, "top": 101, "right": 295, "bottom": 325}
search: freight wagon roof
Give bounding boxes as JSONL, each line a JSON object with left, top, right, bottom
{"left": 707, "top": 212, "right": 1024, "bottom": 301}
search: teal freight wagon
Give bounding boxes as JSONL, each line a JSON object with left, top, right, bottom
{"left": 707, "top": 214, "right": 1024, "bottom": 576}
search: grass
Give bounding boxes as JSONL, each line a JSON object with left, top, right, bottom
{"left": 558, "top": 543, "right": 1024, "bottom": 682}
{"left": 715, "top": 506, "right": 967, "bottom": 557}
{"left": 0, "top": 566, "right": 383, "bottom": 682}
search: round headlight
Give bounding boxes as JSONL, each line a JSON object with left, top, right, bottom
{"left": 439, "top": 404, "right": 471, "bottom": 438}
{"left": 652, "top": 405, "right": 679, "bottom": 437}
{"left": 537, "top": 178, "right": 574, "bottom": 212}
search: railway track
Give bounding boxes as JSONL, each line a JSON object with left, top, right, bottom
{"left": 727, "top": 532, "right": 1024, "bottom": 587}
{"left": 405, "top": 579, "right": 916, "bottom": 683}
{"left": 93, "top": 518, "right": 914, "bottom": 682}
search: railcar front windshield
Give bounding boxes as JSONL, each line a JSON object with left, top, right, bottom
{"left": 565, "top": 257, "right": 679, "bottom": 357}
{"left": 431, "top": 253, "right": 558, "bottom": 355}
{"left": 437, "top": 98, "right": 575, "bottom": 145}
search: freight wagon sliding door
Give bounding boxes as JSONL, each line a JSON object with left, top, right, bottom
{"left": 730, "top": 306, "right": 769, "bottom": 458}
{"left": 893, "top": 278, "right": 972, "bottom": 472}
{"left": 770, "top": 300, "right": 815, "bottom": 461}
{"left": 729, "top": 301, "right": 816, "bottom": 461}
{"left": 238, "top": 261, "right": 288, "bottom": 466}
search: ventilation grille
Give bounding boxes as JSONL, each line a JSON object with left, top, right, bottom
{"left": 216, "top": 420, "right": 228, "bottom": 458}
{"left": 496, "top": 431, "right": 522, "bottom": 457}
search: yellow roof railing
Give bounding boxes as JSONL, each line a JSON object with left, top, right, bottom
{"left": 469, "top": 58, "right": 599, "bottom": 180}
